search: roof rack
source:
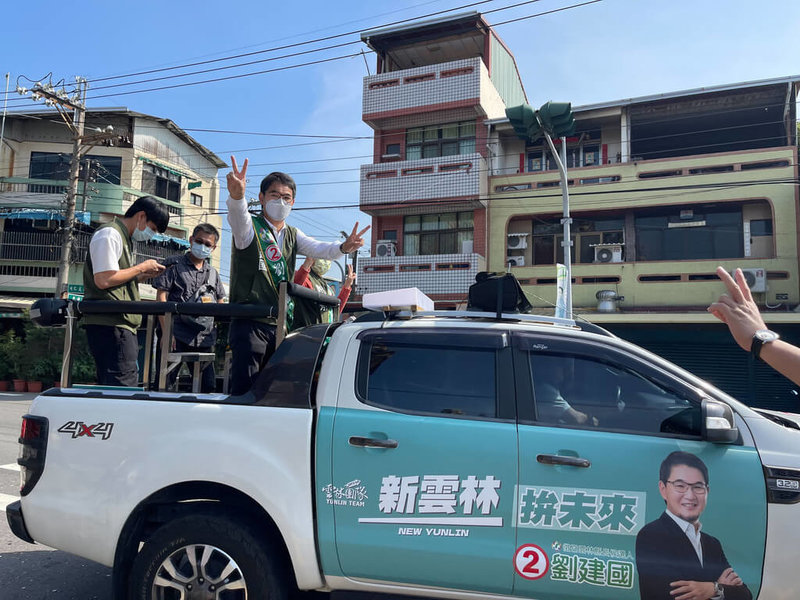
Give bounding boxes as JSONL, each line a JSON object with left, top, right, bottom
{"left": 405, "top": 310, "right": 576, "bottom": 327}
{"left": 352, "top": 308, "right": 616, "bottom": 337}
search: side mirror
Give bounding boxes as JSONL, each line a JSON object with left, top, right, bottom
{"left": 702, "top": 398, "right": 739, "bottom": 443}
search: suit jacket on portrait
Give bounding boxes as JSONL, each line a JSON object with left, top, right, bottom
{"left": 635, "top": 512, "right": 752, "bottom": 600}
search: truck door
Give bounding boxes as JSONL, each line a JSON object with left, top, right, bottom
{"left": 326, "top": 328, "right": 517, "bottom": 595}
{"left": 510, "top": 332, "right": 766, "bottom": 600}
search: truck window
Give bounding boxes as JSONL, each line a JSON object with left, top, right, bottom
{"left": 527, "top": 352, "right": 702, "bottom": 437}
{"left": 356, "top": 333, "right": 501, "bottom": 419}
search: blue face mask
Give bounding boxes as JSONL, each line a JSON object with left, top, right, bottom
{"left": 132, "top": 224, "right": 156, "bottom": 242}
{"left": 191, "top": 242, "right": 213, "bottom": 260}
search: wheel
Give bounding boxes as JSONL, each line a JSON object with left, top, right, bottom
{"left": 129, "top": 510, "right": 287, "bottom": 600}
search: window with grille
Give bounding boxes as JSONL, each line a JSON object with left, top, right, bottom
{"left": 406, "top": 121, "right": 476, "bottom": 161}
{"left": 403, "top": 212, "right": 473, "bottom": 256}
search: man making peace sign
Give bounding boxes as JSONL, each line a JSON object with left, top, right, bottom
{"left": 226, "top": 156, "right": 369, "bottom": 395}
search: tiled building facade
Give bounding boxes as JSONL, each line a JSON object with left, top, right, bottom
{"left": 356, "top": 13, "right": 524, "bottom": 306}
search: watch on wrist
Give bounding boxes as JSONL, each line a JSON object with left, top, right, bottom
{"left": 713, "top": 581, "right": 725, "bottom": 599}
{"left": 339, "top": 242, "right": 347, "bottom": 254}
{"left": 751, "top": 329, "right": 780, "bottom": 361}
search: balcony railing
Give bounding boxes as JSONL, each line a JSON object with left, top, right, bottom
{"left": 0, "top": 228, "right": 182, "bottom": 265}
{"left": 360, "top": 154, "right": 485, "bottom": 208}
{"left": 0, "top": 178, "right": 186, "bottom": 231}
{"left": 363, "top": 57, "right": 482, "bottom": 124}
{"left": 0, "top": 230, "right": 89, "bottom": 263}
{"left": 0, "top": 178, "right": 68, "bottom": 210}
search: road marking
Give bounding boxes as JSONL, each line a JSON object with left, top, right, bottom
{"left": 0, "top": 463, "right": 20, "bottom": 472}
{"left": 0, "top": 492, "right": 19, "bottom": 511}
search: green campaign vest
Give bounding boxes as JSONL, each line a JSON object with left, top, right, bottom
{"left": 82, "top": 218, "right": 142, "bottom": 331}
{"left": 229, "top": 217, "right": 297, "bottom": 325}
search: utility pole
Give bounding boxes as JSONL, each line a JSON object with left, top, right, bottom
{"left": 58, "top": 78, "right": 88, "bottom": 299}
{"left": 0, "top": 73, "right": 9, "bottom": 157}
{"left": 17, "top": 77, "right": 118, "bottom": 298}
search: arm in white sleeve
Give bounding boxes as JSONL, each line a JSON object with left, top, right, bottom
{"left": 295, "top": 228, "right": 344, "bottom": 260}
{"left": 89, "top": 227, "right": 123, "bottom": 273}
{"left": 226, "top": 195, "right": 254, "bottom": 250}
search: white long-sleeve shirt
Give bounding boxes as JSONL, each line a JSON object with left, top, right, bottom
{"left": 226, "top": 196, "right": 344, "bottom": 260}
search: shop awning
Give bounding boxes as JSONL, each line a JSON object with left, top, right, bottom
{"left": 1, "top": 209, "right": 91, "bottom": 225}
{"left": 152, "top": 233, "right": 190, "bottom": 248}
{"left": 138, "top": 156, "right": 196, "bottom": 180}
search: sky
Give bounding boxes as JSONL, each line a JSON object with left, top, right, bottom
{"left": 2, "top": 0, "right": 800, "bottom": 282}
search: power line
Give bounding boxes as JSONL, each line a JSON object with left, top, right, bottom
{"left": 3, "top": 0, "right": 587, "bottom": 107}
{"left": 83, "top": 0, "right": 499, "bottom": 85}
{"left": 87, "top": 52, "right": 365, "bottom": 102}
{"left": 87, "top": 41, "right": 365, "bottom": 94}
{"left": 0, "top": 0, "right": 507, "bottom": 106}
{"left": 7, "top": 140, "right": 796, "bottom": 200}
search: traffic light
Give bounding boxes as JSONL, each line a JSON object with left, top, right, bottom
{"left": 538, "top": 101, "right": 575, "bottom": 138}
{"left": 505, "top": 104, "right": 543, "bottom": 143}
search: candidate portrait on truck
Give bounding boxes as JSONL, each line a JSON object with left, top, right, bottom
{"left": 635, "top": 451, "right": 752, "bottom": 600}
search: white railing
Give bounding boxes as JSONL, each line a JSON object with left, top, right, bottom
{"left": 360, "top": 154, "right": 485, "bottom": 207}
{"left": 363, "top": 57, "right": 482, "bottom": 119}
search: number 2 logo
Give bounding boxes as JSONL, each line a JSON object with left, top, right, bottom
{"left": 514, "top": 544, "right": 549, "bottom": 580}
{"left": 265, "top": 244, "right": 282, "bottom": 262}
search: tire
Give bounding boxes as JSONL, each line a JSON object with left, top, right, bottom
{"left": 128, "top": 510, "right": 287, "bottom": 600}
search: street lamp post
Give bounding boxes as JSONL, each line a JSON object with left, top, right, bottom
{"left": 506, "top": 101, "right": 576, "bottom": 319}
{"left": 543, "top": 133, "right": 572, "bottom": 319}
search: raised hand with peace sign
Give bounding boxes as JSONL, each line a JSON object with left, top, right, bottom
{"left": 340, "top": 222, "right": 371, "bottom": 254}
{"left": 226, "top": 155, "right": 249, "bottom": 200}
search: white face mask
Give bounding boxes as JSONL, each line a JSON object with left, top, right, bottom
{"left": 132, "top": 224, "right": 156, "bottom": 242}
{"left": 264, "top": 198, "right": 292, "bottom": 222}
{"left": 191, "top": 242, "right": 213, "bottom": 260}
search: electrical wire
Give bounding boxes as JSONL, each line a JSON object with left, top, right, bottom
{"left": 2, "top": 0, "right": 590, "bottom": 107}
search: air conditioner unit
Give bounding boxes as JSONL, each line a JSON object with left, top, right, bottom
{"left": 375, "top": 240, "right": 396, "bottom": 258}
{"left": 507, "top": 233, "right": 528, "bottom": 250}
{"left": 593, "top": 244, "right": 624, "bottom": 264}
{"left": 738, "top": 267, "right": 767, "bottom": 293}
{"left": 507, "top": 256, "right": 525, "bottom": 267}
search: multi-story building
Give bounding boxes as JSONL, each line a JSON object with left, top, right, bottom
{"left": 355, "top": 12, "right": 800, "bottom": 410}
{"left": 489, "top": 77, "right": 799, "bottom": 407}
{"left": 356, "top": 12, "right": 526, "bottom": 306}
{"left": 0, "top": 108, "right": 226, "bottom": 314}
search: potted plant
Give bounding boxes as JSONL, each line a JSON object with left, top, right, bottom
{"left": 15, "top": 351, "right": 35, "bottom": 392}
{"left": 0, "top": 332, "right": 12, "bottom": 391}
{"left": 2, "top": 331, "right": 27, "bottom": 392}
{"left": 31, "top": 357, "right": 61, "bottom": 391}
{"left": 0, "top": 357, "right": 10, "bottom": 391}
{"left": 21, "top": 320, "right": 65, "bottom": 392}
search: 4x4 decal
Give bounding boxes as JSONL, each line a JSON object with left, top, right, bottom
{"left": 57, "top": 421, "right": 114, "bottom": 440}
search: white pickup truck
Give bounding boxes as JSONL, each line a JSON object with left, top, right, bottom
{"left": 7, "top": 299, "right": 800, "bottom": 600}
